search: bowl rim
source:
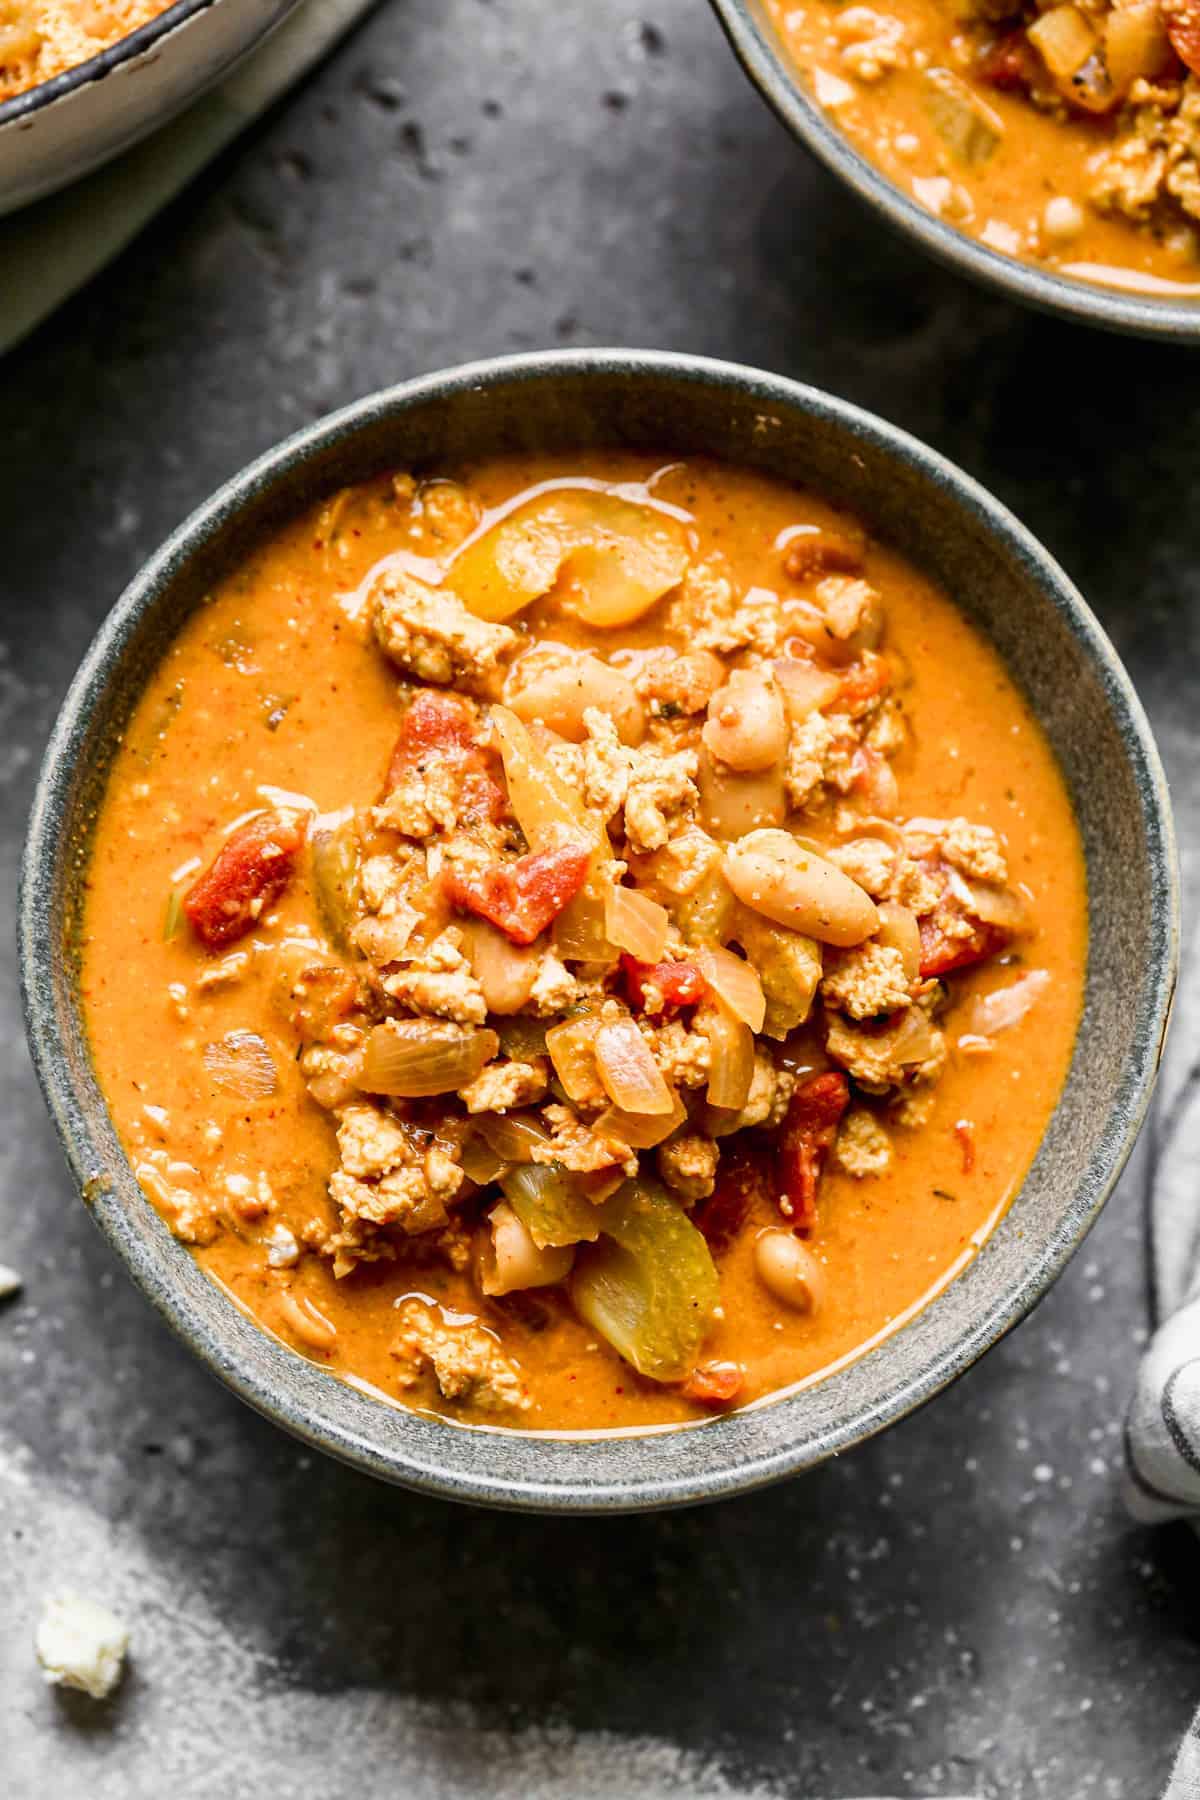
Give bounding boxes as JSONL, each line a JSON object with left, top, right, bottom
{"left": 20, "top": 348, "right": 1180, "bottom": 1512}
{"left": 0, "top": 0, "right": 229, "bottom": 130}
{"left": 706, "top": 0, "right": 1200, "bottom": 342}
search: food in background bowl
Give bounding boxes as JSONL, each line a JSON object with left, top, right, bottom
{"left": 0, "top": 0, "right": 178, "bottom": 99}
{"left": 761, "top": 0, "right": 1200, "bottom": 293}
{"left": 80, "top": 449, "right": 1086, "bottom": 1430}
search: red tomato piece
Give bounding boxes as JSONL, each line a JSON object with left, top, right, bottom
{"left": 443, "top": 842, "right": 591, "bottom": 946}
{"left": 834, "top": 652, "right": 890, "bottom": 716}
{"left": 1168, "top": 0, "right": 1200, "bottom": 74}
{"left": 918, "top": 913, "right": 1009, "bottom": 978}
{"left": 695, "top": 1146, "right": 767, "bottom": 1253}
{"left": 386, "top": 692, "right": 507, "bottom": 825}
{"left": 976, "top": 30, "right": 1040, "bottom": 92}
{"left": 620, "top": 954, "right": 707, "bottom": 1014}
{"left": 184, "top": 811, "right": 306, "bottom": 949}
{"left": 680, "top": 1361, "right": 745, "bottom": 1407}
{"left": 778, "top": 1071, "right": 850, "bottom": 1232}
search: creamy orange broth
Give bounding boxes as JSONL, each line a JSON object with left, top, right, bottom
{"left": 0, "top": 2, "right": 178, "bottom": 102}
{"left": 765, "top": 0, "right": 1200, "bottom": 295}
{"left": 81, "top": 453, "right": 1086, "bottom": 1432}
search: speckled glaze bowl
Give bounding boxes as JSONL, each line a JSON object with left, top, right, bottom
{"left": 708, "top": 0, "right": 1200, "bottom": 341}
{"left": 0, "top": 0, "right": 303, "bottom": 215}
{"left": 19, "top": 351, "right": 1179, "bottom": 1512}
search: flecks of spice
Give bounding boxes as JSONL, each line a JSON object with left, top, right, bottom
{"left": 933, "top": 1188, "right": 958, "bottom": 1203}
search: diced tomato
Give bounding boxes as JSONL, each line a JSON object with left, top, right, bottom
{"left": 184, "top": 811, "right": 307, "bottom": 949}
{"left": 1167, "top": 0, "right": 1200, "bottom": 74}
{"left": 976, "top": 29, "right": 1040, "bottom": 93}
{"left": 443, "top": 842, "right": 591, "bottom": 945}
{"left": 833, "top": 652, "right": 890, "bottom": 716}
{"left": 777, "top": 1071, "right": 850, "bottom": 1233}
{"left": 680, "top": 1360, "right": 745, "bottom": 1407}
{"left": 918, "top": 912, "right": 1009, "bottom": 978}
{"left": 696, "top": 1146, "right": 767, "bottom": 1253}
{"left": 620, "top": 954, "right": 707, "bottom": 1015}
{"left": 386, "top": 692, "right": 506, "bottom": 825}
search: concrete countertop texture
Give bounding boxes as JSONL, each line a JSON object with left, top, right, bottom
{"left": 2, "top": 2, "right": 1199, "bottom": 1795}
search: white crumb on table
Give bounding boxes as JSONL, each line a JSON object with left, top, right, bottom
{"left": 0, "top": 1264, "right": 21, "bottom": 1299}
{"left": 34, "top": 1592, "right": 130, "bottom": 1699}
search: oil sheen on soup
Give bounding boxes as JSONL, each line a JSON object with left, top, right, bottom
{"left": 765, "top": 0, "right": 1200, "bottom": 295}
{"left": 81, "top": 452, "right": 1087, "bottom": 1432}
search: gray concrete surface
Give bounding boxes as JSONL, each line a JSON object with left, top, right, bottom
{"left": 3, "top": 2, "right": 1200, "bottom": 1794}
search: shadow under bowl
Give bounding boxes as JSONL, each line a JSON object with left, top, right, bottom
{"left": 708, "top": 0, "right": 1200, "bottom": 342}
{"left": 19, "top": 349, "right": 1179, "bottom": 1512}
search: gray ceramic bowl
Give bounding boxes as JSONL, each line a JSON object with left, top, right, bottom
{"left": 20, "top": 350, "right": 1178, "bottom": 1513}
{"left": 709, "top": 0, "right": 1200, "bottom": 341}
{"left": 0, "top": 0, "right": 303, "bottom": 215}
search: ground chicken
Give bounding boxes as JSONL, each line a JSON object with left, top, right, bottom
{"left": 727, "top": 1049, "right": 796, "bottom": 1131}
{"left": 1091, "top": 80, "right": 1200, "bottom": 228}
{"left": 824, "top": 993, "right": 946, "bottom": 1091}
{"left": 390, "top": 1298, "right": 530, "bottom": 1413}
{"left": 836, "top": 6, "right": 908, "bottom": 80}
{"left": 372, "top": 567, "right": 517, "bottom": 691}
{"left": 834, "top": 1108, "right": 892, "bottom": 1177}
{"left": 531, "top": 1103, "right": 638, "bottom": 1177}
{"left": 374, "top": 755, "right": 469, "bottom": 839}
{"left": 580, "top": 709, "right": 630, "bottom": 822}
{"left": 827, "top": 836, "right": 897, "bottom": 900}
{"left": 814, "top": 575, "right": 883, "bottom": 644}
{"left": 937, "top": 818, "right": 1009, "bottom": 886}
{"left": 622, "top": 742, "right": 700, "bottom": 852}
{"left": 640, "top": 1017, "right": 712, "bottom": 1089}
{"left": 381, "top": 929, "right": 488, "bottom": 1024}
{"left": 329, "top": 1102, "right": 463, "bottom": 1238}
{"left": 666, "top": 556, "right": 783, "bottom": 655}
{"left": 525, "top": 952, "right": 581, "bottom": 1016}
{"left": 634, "top": 650, "right": 726, "bottom": 717}
{"left": 458, "top": 1058, "right": 549, "bottom": 1114}
{"left": 821, "top": 941, "right": 912, "bottom": 1021}
{"left": 657, "top": 1133, "right": 720, "bottom": 1202}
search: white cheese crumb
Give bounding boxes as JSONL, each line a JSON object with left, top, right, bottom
{"left": 0, "top": 1263, "right": 21, "bottom": 1299}
{"left": 35, "top": 1593, "right": 130, "bottom": 1699}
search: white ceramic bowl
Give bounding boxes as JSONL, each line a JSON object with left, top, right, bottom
{"left": 0, "top": 0, "right": 303, "bottom": 215}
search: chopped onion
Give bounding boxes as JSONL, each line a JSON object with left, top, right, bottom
{"left": 545, "top": 1014, "right": 605, "bottom": 1104}
{"left": 478, "top": 1110, "right": 552, "bottom": 1163}
{"left": 310, "top": 822, "right": 361, "bottom": 954}
{"left": 1105, "top": 3, "right": 1172, "bottom": 92}
{"left": 357, "top": 1020, "right": 498, "bottom": 1097}
{"left": 952, "top": 873, "right": 1028, "bottom": 933}
{"left": 703, "top": 1006, "right": 755, "bottom": 1110}
{"left": 595, "top": 1090, "right": 687, "bottom": 1150}
{"left": 967, "top": 970, "right": 1051, "bottom": 1036}
{"left": 490, "top": 705, "right": 597, "bottom": 851}
{"left": 461, "top": 1135, "right": 511, "bottom": 1186}
{"left": 594, "top": 1019, "right": 674, "bottom": 1115}
{"left": 203, "top": 1032, "right": 278, "bottom": 1100}
{"left": 604, "top": 883, "right": 670, "bottom": 962}
{"left": 553, "top": 885, "right": 615, "bottom": 962}
{"left": 694, "top": 945, "right": 766, "bottom": 1033}
{"left": 1028, "top": 5, "right": 1096, "bottom": 78}
{"left": 887, "top": 1007, "right": 937, "bottom": 1068}
{"left": 875, "top": 902, "right": 921, "bottom": 982}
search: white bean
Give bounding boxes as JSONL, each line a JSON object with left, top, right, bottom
{"left": 754, "top": 1230, "right": 825, "bottom": 1313}
{"left": 461, "top": 919, "right": 539, "bottom": 1014}
{"left": 480, "top": 1202, "right": 575, "bottom": 1296}
{"left": 701, "top": 669, "right": 788, "bottom": 772}
{"left": 724, "top": 828, "right": 878, "bottom": 947}
{"left": 698, "top": 752, "right": 788, "bottom": 839}
{"left": 508, "top": 653, "right": 644, "bottom": 744}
